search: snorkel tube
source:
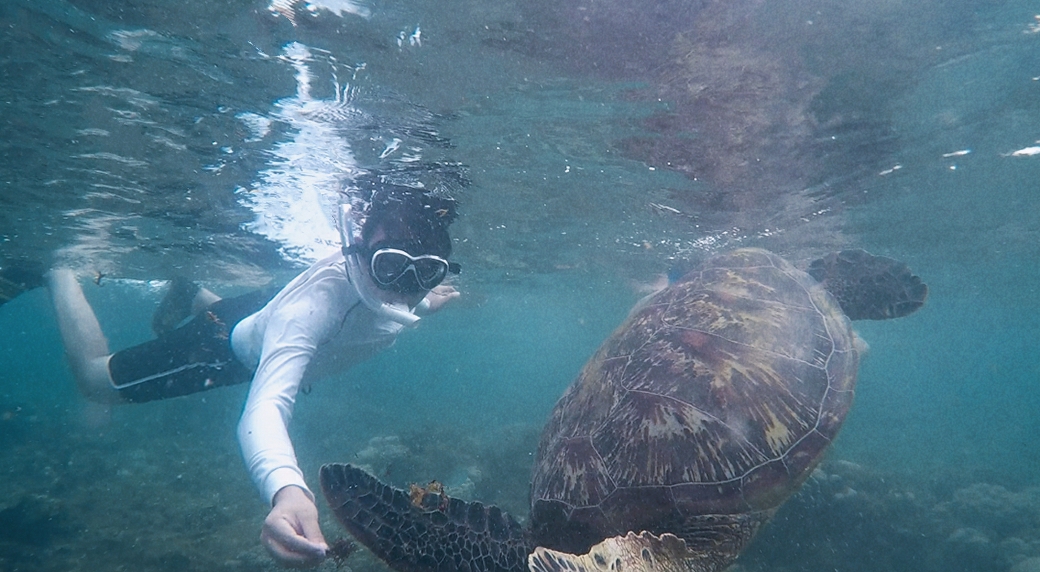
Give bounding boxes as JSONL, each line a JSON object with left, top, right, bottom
{"left": 338, "top": 203, "right": 421, "bottom": 326}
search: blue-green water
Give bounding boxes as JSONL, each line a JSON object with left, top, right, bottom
{"left": 1, "top": 0, "right": 1038, "bottom": 570}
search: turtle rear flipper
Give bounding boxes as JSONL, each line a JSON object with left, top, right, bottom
{"left": 807, "top": 249, "right": 928, "bottom": 320}
{"left": 529, "top": 532, "right": 714, "bottom": 572}
{"left": 319, "top": 464, "right": 530, "bottom": 572}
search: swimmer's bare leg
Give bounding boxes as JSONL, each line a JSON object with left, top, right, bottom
{"left": 47, "top": 269, "right": 122, "bottom": 404}
{"left": 193, "top": 287, "right": 221, "bottom": 312}
{"left": 151, "top": 278, "right": 222, "bottom": 335}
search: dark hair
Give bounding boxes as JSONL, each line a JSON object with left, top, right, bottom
{"left": 360, "top": 185, "right": 458, "bottom": 258}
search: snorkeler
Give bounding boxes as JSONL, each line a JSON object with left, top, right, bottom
{"left": 44, "top": 185, "right": 461, "bottom": 568}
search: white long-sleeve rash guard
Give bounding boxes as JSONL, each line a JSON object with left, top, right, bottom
{"left": 230, "top": 251, "right": 412, "bottom": 505}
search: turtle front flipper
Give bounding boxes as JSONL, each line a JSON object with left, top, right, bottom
{"left": 529, "top": 532, "right": 715, "bottom": 572}
{"left": 807, "top": 249, "right": 928, "bottom": 320}
{"left": 320, "top": 464, "right": 530, "bottom": 572}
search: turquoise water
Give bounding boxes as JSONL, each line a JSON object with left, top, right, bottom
{"left": 1, "top": 0, "right": 1038, "bottom": 571}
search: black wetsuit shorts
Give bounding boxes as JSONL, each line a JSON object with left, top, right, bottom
{"left": 108, "top": 288, "right": 278, "bottom": 404}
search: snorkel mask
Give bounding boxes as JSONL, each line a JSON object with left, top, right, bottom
{"left": 337, "top": 203, "right": 420, "bottom": 326}
{"left": 367, "top": 246, "right": 459, "bottom": 293}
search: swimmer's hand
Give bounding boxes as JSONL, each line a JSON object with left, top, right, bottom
{"left": 262, "top": 486, "right": 328, "bottom": 568}
{"left": 423, "top": 284, "right": 460, "bottom": 313}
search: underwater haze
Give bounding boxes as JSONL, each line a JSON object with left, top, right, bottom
{"left": 1, "top": 0, "right": 1039, "bottom": 571}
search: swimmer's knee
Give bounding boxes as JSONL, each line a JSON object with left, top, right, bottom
{"left": 72, "top": 356, "right": 125, "bottom": 405}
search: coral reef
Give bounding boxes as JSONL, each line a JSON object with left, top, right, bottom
{"left": 739, "top": 459, "right": 1040, "bottom": 572}
{"left": 1, "top": 399, "right": 1036, "bottom": 572}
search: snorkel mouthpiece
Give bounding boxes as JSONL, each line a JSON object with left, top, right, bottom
{"left": 338, "top": 203, "right": 420, "bottom": 326}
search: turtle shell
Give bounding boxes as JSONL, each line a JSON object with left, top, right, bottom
{"left": 529, "top": 248, "right": 858, "bottom": 555}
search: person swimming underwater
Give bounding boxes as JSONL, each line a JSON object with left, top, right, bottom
{"left": 21, "top": 184, "right": 462, "bottom": 568}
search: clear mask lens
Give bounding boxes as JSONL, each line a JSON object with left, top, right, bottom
{"left": 370, "top": 248, "right": 451, "bottom": 292}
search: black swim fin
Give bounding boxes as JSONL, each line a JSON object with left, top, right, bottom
{"left": 807, "top": 249, "right": 928, "bottom": 321}
{"left": 0, "top": 259, "right": 45, "bottom": 308}
{"left": 319, "top": 463, "right": 530, "bottom": 572}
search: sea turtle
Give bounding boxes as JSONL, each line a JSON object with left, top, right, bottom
{"left": 320, "top": 248, "right": 927, "bottom": 572}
